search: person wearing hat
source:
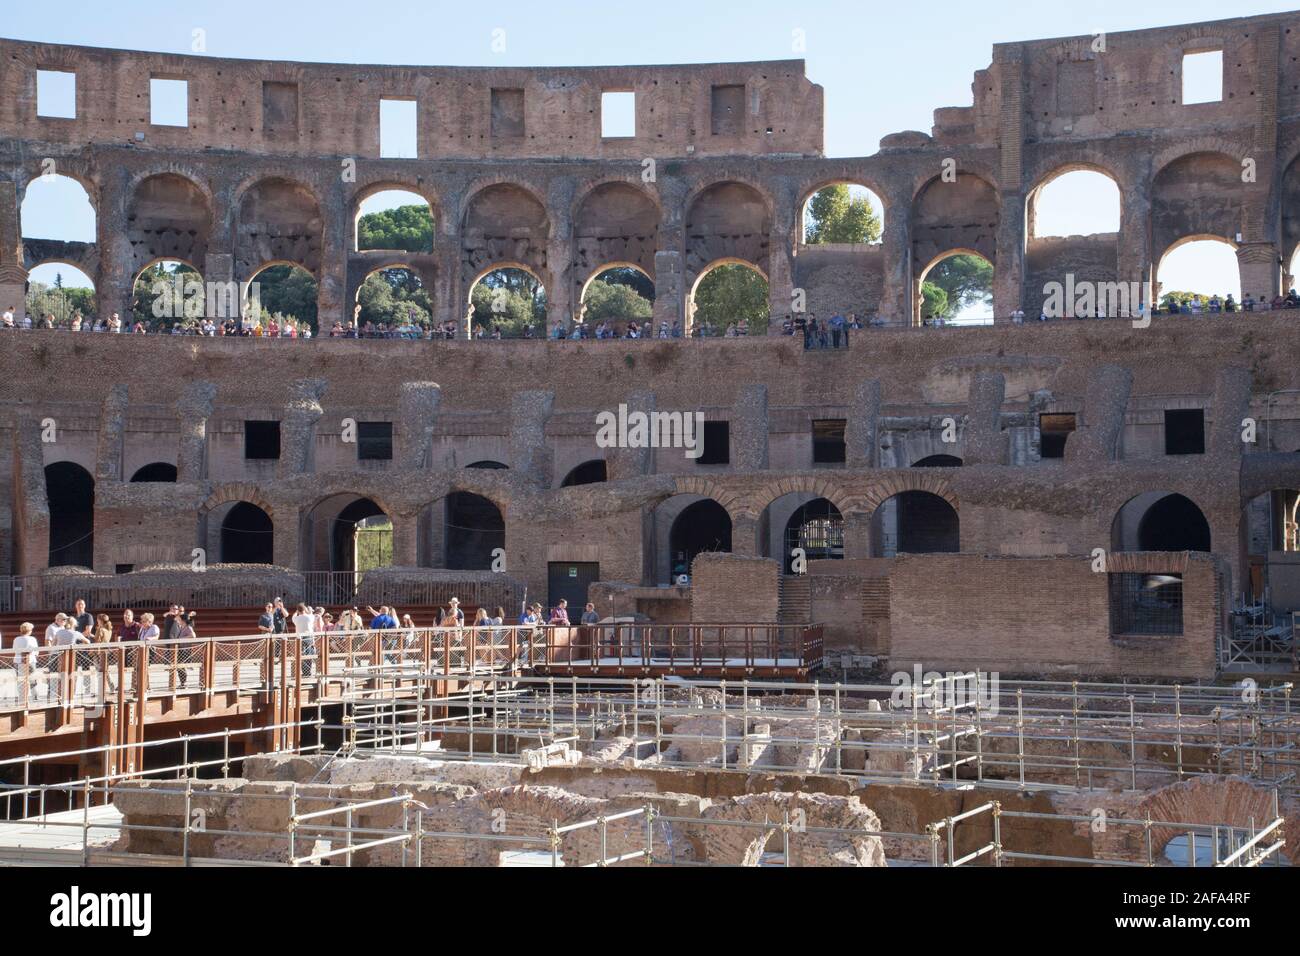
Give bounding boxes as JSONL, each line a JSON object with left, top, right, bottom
{"left": 440, "top": 597, "right": 464, "bottom": 628}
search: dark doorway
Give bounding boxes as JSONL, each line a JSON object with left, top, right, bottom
{"left": 332, "top": 498, "right": 387, "bottom": 573}
{"left": 1138, "top": 494, "right": 1211, "bottom": 552}
{"left": 669, "top": 499, "right": 732, "bottom": 581}
{"left": 547, "top": 562, "right": 600, "bottom": 616}
{"left": 446, "top": 492, "right": 505, "bottom": 570}
{"left": 220, "top": 502, "right": 274, "bottom": 564}
{"left": 782, "top": 498, "right": 843, "bottom": 573}
{"left": 46, "top": 461, "right": 94, "bottom": 567}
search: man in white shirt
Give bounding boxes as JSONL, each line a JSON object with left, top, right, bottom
{"left": 45, "top": 612, "right": 68, "bottom": 645}
{"left": 1, "top": 307, "right": 13, "bottom": 329}
{"left": 291, "top": 603, "right": 317, "bottom": 676}
{"left": 11, "top": 623, "right": 40, "bottom": 701}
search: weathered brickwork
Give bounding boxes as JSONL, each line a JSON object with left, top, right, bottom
{"left": 2, "top": 15, "right": 1300, "bottom": 680}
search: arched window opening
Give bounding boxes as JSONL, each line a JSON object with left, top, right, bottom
{"left": 130, "top": 463, "right": 178, "bottom": 483}
{"left": 668, "top": 499, "right": 732, "bottom": 583}
{"left": 871, "top": 491, "right": 959, "bottom": 557}
{"left": 25, "top": 263, "right": 95, "bottom": 326}
{"left": 688, "top": 261, "right": 769, "bottom": 337}
{"left": 355, "top": 189, "right": 434, "bottom": 254}
{"left": 1028, "top": 170, "right": 1121, "bottom": 238}
{"left": 219, "top": 502, "right": 274, "bottom": 565}
{"left": 801, "top": 183, "right": 884, "bottom": 245}
{"left": 468, "top": 267, "right": 546, "bottom": 339}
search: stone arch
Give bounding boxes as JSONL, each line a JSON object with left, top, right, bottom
{"left": 914, "top": 247, "right": 995, "bottom": 325}
{"left": 910, "top": 173, "right": 999, "bottom": 322}
{"left": 1025, "top": 162, "right": 1123, "bottom": 238}
{"left": 1110, "top": 491, "right": 1212, "bottom": 553}
{"left": 126, "top": 170, "right": 213, "bottom": 277}
{"left": 1138, "top": 776, "right": 1296, "bottom": 866}
{"left": 576, "top": 261, "right": 654, "bottom": 316}
{"left": 860, "top": 473, "right": 958, "bottom": 516}
{"left": 748, "top": 475, "right": 855, "bottom": 521}
{"left": 234, "top": 175, "right": 324, "bottom": 278}
{"left": 795, "top": 176, "right": 888, "bottom": 248}
{"left": 572, "top": 180, "right": 661, "bottom": 288}
{"left": 200, "top": 484, "right": 275, "bottom": 521}
{"left": 1150, "top": 150, "right": 1247, "bottom": 273}
{"left": 699, "top": 792, "right": 886, "bottom": 867}
{"left": 683, "top": 181, "right": 772, "bottom": 288}
{"left": 672, "top": 475, "right": 745, "bottom": 517}
{"left": 461, "top": 181, "right": 551, "bottom": 285}
{"left": 348, "top": 179, "right": 441, "bottom": 241}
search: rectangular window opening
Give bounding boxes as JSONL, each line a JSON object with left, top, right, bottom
{"left": 1182, "top": 50, "right": 1223, "bottom": 105}
{"left": 357, "top": 421, "right": 394, "bottom": 461}
{"left": 697, "top": 421, "right": 730, "bottom": 466}
{"left": 1039, "top": 412, "right": 1076, "bottom": 460}
{"left": 1164, "top": 408, "right": 1205, "bottom": 456}
{"left": 812, "top": 419, "right": 847, "bottom": 465}
{"left": 601, "top": 91, "right": 635, "bottom": 138}
{"left": 37, "top": 69, "right": 76, "bottom": 119}
{"left": 380, "top": 98, "right": 418, "bottom": 158}
{"left": 150, "top": 77, "right": 189, "bottom": 127}
{"left": 1109, "top": 572, "right": 1184, "bottom": 636}
{"left": 244, "top": 420, "right": 281, "bottom": 460}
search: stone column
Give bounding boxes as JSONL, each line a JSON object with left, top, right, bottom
{"left": 391, "top": 512, "right": 418, "bottom": 567}
{"left": 94, "top": 384, "right": 129, "bottom": 483}
{"left": 96, "top": 169, "right": 135, "bottom": 321}
{"left": 963, "top": 371, "right": 1007, "bottom": 465}
{"left": 510, "top": 390, "right": 555, "bottom": 488}
{"left": 0, "top": 180, "right": 27, "bottom": 315}
{"left": 992, "top": 194, "right": 1025, "bottom": 323}
{"left": 877, "top": 192, "right": 911, "bottom": 326}
{"left": 316, "top": 179, "right": 348, "bottom": 332}
{"left": 1117, "top": 186, "right": 1152, "bottom": 310}
{"left": 398, "top": 382, "right": 441, "bottom": 470}
{"left": 731, "top": 513, "right": 761, "bottom": 558}
{"left": 1064, "top": 364, "right": 1132, "bottom": 463}
{"left": 846, "top": 380, "right": 882, "bottom": 468}
{"left": 272, "top": 505, "right": 299, "bottom": 570}
{"left": 545, "top": 237, "right": 574, "bottom": 332}
{"left": 175, "top": 382, "right": 217, "bottom": 481}
{"left": 279, "top": 379, "right": 327, "bottom": 477}
{"left": 731, "top": 384, "right": 769, "bottom": 471}
{"left": 766, "top": 195, "right": 795, "bottom": 335}
{"left": 653, "top": 225, "right": 685, "bottom": 332}
{"left": 992, "top": 47, "right": 1025, "bottom": 324}
{"left": 842, "top": 512, "right": 872, "bottom": 559}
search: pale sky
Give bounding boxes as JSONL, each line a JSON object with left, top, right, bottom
{"left": 16, "top": 0, "right": 1282, "bottom": 301}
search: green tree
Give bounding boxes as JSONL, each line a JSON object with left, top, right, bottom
{"left": 249, "top": 265, "right": 319, "bottom": 330}
{"left": 131, "top": 262, "right": 201, "bottom": 328}
{"left": 924, "top": 255, "right": 993, "bottom": 319}
{"left": 356, "top": 203, "right": 435, "bottom": 253}
{"left": 582, "top": 279, "right": 652, "bottom": 322}
{"left": 356, "top": 268, "right": 432, "bottom": 328}
{"left": 804, "top": 184, "right": 882, "bottom": 244}
{"left": 920, "top": 282, "right": 949, "bottom": 321}
{"left": 469, "top": 268, "right": 547, "bottom": 335}
{"left": 1160, "top": 290, "right": 1208, "bottom": 310}
{"left": 26, "top": 276, "right": 96, "bottom": 325}
{"left": 692, "top": 263, "right": 770, "bottom": 334}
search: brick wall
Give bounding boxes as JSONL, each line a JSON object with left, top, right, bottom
{"left": 690, "top": 553, "right": 779, "bottom": 624}
{"left": 888, "top": 552, "right": 1220, "bottom": 678}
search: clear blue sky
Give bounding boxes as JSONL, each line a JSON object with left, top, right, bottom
{"left": 13, "top": 0, "right": 1293, "bottom": 299}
